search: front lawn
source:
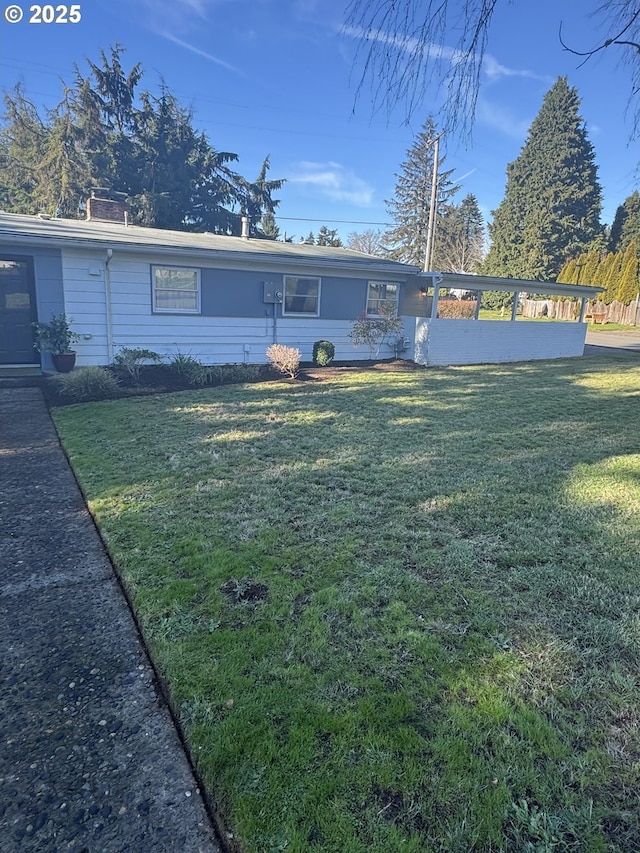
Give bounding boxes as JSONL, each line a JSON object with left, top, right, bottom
{"left": 54, "top": 356, "right": 640, "bottom": 853}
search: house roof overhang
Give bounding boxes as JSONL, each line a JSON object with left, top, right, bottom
{"left": 0, "top": 212, "right": 419, "bottom": 280}
{"left": 426, "top": 271, "right": 604, "bottom": 299}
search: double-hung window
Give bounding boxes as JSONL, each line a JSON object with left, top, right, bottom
{"left": 283, "top": 275, "right": 320, "bottom": 316}
{"left": 367, "top": 281, "right": 398, "bottom": 316}
{"left": 152, "top": 266, "right": 200, "bottom": 313}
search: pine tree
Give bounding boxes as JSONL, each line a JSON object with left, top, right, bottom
{"left": 386, "top": 116, "right": 459, "bottom": 267}
{"left": 259, "top": 211, "right": 280, "bottom": 240}
{"left": 483, "top": 78, "right": 602, "bottom": 281}
{"left": 316, "top": 226, "right": 343, "bottom": 247}
{"left": 609, "top": 192, "right": 640, "bottom": 253}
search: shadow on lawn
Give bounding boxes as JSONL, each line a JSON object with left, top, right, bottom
{"left": 55, "top": 355, "right": 640, "bottom": 853}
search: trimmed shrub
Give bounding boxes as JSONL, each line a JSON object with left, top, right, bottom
{"left": 50, "top": 366, "right": 120, "bottom": 402}
{"left": 437, "top": 300, "right": 477, "bottom": 319}
{"left": 266, "top": 344, "right": 301, "bottom": 378}
{"left": 113, "top": 348, "right": 162, "bottom": 385}
{"left": 312, "top": 340, "right": 335, "bottom": 366}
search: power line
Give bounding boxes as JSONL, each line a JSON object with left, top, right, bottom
{"left": 274, "top": 216, "right": 390, "bottom": 226}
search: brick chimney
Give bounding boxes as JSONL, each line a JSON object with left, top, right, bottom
{"left": 86, "top": 189, "right": 128, "bottom": 224}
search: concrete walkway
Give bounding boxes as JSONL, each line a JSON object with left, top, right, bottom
{"left": 0, "top": 388, "right": 221, "bottom": 853}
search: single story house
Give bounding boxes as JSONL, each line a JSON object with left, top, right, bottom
{"left": 0, "top": 207, "right": 603, "bottom": 371}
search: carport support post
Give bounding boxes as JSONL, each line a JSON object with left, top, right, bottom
{"left": 430, "top": 276, "right": 442, "bottom": 319}
{"left": 579, "top": 297, "right": 588, "bottom": 323}
{"left": 511, "top": 291, "right": 519, "bottom": 322}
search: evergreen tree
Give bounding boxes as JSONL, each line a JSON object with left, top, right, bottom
{"left": 259, "top": 211, "right": 280, "bottom": 240}
{"left": 483, "top": 78, "right": 602, "bottom": 281}
{"left": 386, "top": 116, "right": 459, "bottom": 267}
{"left": 597, "top": 253, "right": 620, "bottom": 303}
{"left": 437, "top": 193, "right": 485, "bottom": 272}
{"left": 609, "top": 192, "right": 640, "bottom": 253}
{"left": 302, "top": 232, "right": 316, "bottom": 244}
{"left": 316, "top": 225, "right": 343, "bottom": 247}
{"left": 0, "top": 45, "right": 282, "bottom": 232}
{"left": 616, "top": 240, "right": 640, "bottom": 304}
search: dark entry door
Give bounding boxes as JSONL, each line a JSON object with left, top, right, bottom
{"left": 0, "top": 256, "right": 39, "bottom": 364}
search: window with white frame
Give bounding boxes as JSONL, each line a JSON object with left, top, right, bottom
{"left": 367, "top": 281, "right": 398, "bottom": 316}
{"left": 152, "top": 266, "right": 200, "bottom": 313}
{"left": 283, "top": 275, "right": 320, "bottom": 316}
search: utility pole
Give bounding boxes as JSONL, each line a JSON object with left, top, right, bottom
{"left": 423, "top": 132, "right": 443, "bottom": 272}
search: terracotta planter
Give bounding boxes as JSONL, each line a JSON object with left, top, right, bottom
{"left": 52, "top": 352, "right": 76, "bottom": 373}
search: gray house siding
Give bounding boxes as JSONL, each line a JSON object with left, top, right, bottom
{"left": 197, "top": 268, "right": 388, "bottom": 320}
{"left": 1, "top": 244, "right": 64, "bottom": 369}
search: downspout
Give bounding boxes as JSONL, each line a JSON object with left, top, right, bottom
{"left": 104, "top": 249, "right": 115, "bottom": 363}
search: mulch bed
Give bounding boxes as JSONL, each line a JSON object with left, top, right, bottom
{"left": 41, "top": 359, "right": 426, "bottom": 407}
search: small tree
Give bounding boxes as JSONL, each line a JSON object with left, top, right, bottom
{"left": 349, "top": 303, "right": 404, "bottom": 359}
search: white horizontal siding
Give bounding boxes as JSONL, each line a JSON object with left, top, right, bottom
{"left": 414, "top": 318, "right": 586, "bottom": 366}
{"left": 63, "top": 252, "right": 412, "bottom": 366}
{"left": 62, "top": 249, "right": 109, "bottom": 365}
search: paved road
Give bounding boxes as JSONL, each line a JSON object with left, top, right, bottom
{"left": 584, "top": 328, "right": 640, "bottom": 356}
{"left": 0, "top": 388, "right": 221, "bottom": 853}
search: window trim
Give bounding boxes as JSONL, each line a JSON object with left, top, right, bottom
{"left": 366, "top": 280, "right": 399, "bottom": 317}
{"left": 151, "top": 265, "right": 201, "bottom": 314}
{"left": 282, "top": 274, "right": 321, "bottom": 317}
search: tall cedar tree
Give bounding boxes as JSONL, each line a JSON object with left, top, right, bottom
{"left": 386, "top": 116, "right": 460, "bottom": 268}
{"left": 609, "top": 191, "right": 640, "bottom": 253}
{"left": 0, "top": 45, "right": 282, "bottom": 233}
{"left": 483, "top": 78, "right": 602, "bottom": 281}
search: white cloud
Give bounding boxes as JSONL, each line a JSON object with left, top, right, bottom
{"left": 288, "top": 162, "right": 374, "bottom": 205}
{"left": 342, "top": 25, "right": 549, "bottom": 86}
{"left": 476, "top": 99, "right": 531, "bottom": 139}
{"left": 481, "top": 54, "right": 552, "bottom": 84}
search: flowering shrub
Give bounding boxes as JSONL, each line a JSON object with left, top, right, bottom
{"left": 266, "top": 344, "right": 301, "bottom": 378}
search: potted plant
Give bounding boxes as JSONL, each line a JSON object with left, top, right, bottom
{"left": 33, "top": 313, "right": 80, "bottom": 372}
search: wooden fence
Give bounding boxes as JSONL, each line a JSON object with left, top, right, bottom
{"left": 521, "top": 297, "right": 640, "bottom": 326}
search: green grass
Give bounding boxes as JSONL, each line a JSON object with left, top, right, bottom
{"left": 587, "top": 322, "right": 638, "bottom": 332}
{"left": 53, "top": 356, "right": 640, "bottom": 853}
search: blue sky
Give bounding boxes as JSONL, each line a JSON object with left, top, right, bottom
{"left": 1, "top": 0, "right": 638, "bottom": 242}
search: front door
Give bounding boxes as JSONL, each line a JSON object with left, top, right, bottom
{"left": 0, "top": 256, "right": 39, "bottom": 365}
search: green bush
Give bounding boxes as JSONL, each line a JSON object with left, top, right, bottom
{"left": 113, "top": 347, "right": 162, "bottom": 385}
{"left": 167, "top": 351, "right": 206, "bottom": 385}
{"left": 50, "top": 366, "right": 120, "bottom": 402}
{"left": 312, "top": 340, "right": 335, "bottom": 366}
